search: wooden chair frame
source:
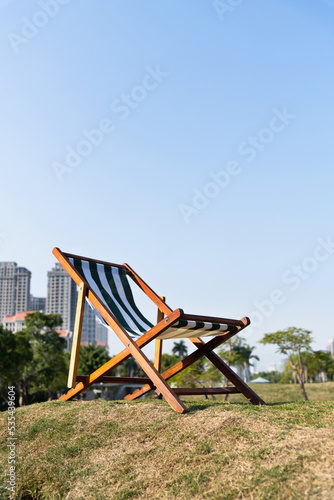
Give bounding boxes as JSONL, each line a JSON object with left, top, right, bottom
{"left": 54, "top": 248, "right": 265, "bottom": 413}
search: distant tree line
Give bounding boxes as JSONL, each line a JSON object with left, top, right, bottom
{"left": 0, "top": 313, "right": 67, "bottom": 406}
{"left": 1, "top": 316, "right": 333, "bottom": 407}
{"left": 0, "top": 313, "right": 112, "bottom": 407}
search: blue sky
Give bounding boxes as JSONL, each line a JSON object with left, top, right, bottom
{"left": 0, "top": 0, "right": 333, "bottom": 371}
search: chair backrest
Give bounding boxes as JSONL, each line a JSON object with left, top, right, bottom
{"left": 68, "top": 257, "right": 154, "bottom": 336}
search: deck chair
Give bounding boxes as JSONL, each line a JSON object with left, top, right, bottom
{"left": 54, "top": 248, "right": 265, "bottom": 413}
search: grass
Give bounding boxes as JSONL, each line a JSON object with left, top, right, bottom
{"left": 232, "top": 381, "right": 334, "bottom": 404}
{"left": 0, "top": 383, "right": 333, "bottom": 499}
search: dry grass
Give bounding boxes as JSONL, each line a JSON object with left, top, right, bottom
{"left": 1, "top": 383, "right": 334, "bottom": 499}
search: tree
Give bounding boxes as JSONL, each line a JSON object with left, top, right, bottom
{"left": 202, "top": 358, "right": 223, "bottom": 389}
{"left": 1, "top": 313, "right": 69, "bottom": 405}
{"left": 24, "top": 311, "right": 63, "bottom": 336}
{"left": 160, "top": 353, "right": 180, "bottom": 373}
{"left": 218, "top": 336, "right": 254, "bottom": 400}
{"left": 116, "top": 356, "right": 144, "bottom": 377}
{"left": 170, "top": 340, "right": 211, "bottom": 392}
{"left": 0, "top": 325, "right": 32, "bottom": 404}
{"left": 306, "top": 350, "right": 334, "bottom": 383}
{"left": 218, "top": 336, "right": 246, "bottom": 369}
{"left": 231, "top": 344, "right": 259, "bottom": 382}
{"left": 77, "top": 343, "right": 114, "bottom": 375}
{"left": 161, "top": 351, "right": 221, "bottom": 399}
{"left": 171, "top": 358, "right": 206, "bottom": 389}
{"left": 260, "top": 327, "right": 313, "bottom": 401}
{"left": 22, "top": 312, "right": 67, "bottom": 403}
{"left": 30, "top": 329, "right": 68, "bottom": 400}
{"left": 172, "top": 340, "right": 188, "bottom": 359}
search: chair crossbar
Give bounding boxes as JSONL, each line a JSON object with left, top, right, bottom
{"left": 76, "top": 375, "right": 152, "bottom": 384}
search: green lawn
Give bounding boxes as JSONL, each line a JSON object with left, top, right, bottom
{"left": 1, "top": 383, "right": 333, "bottom": 499}
{"left": 208, "top": 380, "right": 334, "bottom": 404}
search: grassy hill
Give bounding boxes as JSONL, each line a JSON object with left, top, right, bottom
{"left": 1, "top": 383, "right": 334, "bottom": 499}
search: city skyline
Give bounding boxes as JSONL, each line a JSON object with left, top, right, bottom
{"left": 0, "top": 259, "right": 106, "bottom": 350}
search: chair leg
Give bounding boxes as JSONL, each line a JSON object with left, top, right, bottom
{"left": 122, "top": 332, "right": 188, "bottom": 413}
{"left": 67, "top": 282, "right": 87, "bottom": 389}
{"left": 190, "top": 338, "right": 265, "bottom": 406}
{"left": 154, "top": 297, "right": 164, "bottom": 399}
{"left": 154, "top": 339, "right": 163, "bottom": 371}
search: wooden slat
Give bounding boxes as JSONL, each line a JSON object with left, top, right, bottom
{"left": 154, "top": 297, "right": 165, "bottom": 399}
{"left": 173, "top": 387, "right": 241, "bottom": 395}
{"left": 67, "top": 282, "right": 87, "bottom": 388}
{"left": 154, "top": 297, "right": 165, "bottom": 372}
{"left": 182, "top": 314, "right": 249, "bottom": 328}
{"left": 76, "top": 375, "right": 152, "bottom": 384}
{"left": 53, "top": 247, "right": 94, "bottom": 289}
{"left": 154, "top": 339, "right": 163, "bottom": 371}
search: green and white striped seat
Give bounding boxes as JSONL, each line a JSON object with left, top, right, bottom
{"left": 69, "top": 257, "right": 229, "bottom": 339}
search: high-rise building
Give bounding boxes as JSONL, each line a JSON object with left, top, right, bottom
{"left": 326, "top": 339, "right": 334, "bottom": 357}
{"left": 0, "top": 262, "right": 16, "bottom": 322}
{"left": 249, "top": 360, "right": 257, "bottom": 375}
{"left": 0, "top": 262, "right": 31, "bottom": 323}
{"left": 267, "top": 363, "right": 277, "bottom": 373}
{"left": 15, "top": 267, "right": 31, "bottom": 314}
{"left": 81, "top": 303, "right": 97, "bottom": 345}
{"left": 46, "top": 263, "right": 77, "bottom": 333}
{"left": 278, "top": 359, "right": 287, "bottom": 373}
{"left": 46, "top": 263, "right": 96, "bottom": 349}
{"left": 29, "top": 295, "right": 46, "bottom": 313}
{"left": 95, "top": 320, "right": 109, "bottom": 347}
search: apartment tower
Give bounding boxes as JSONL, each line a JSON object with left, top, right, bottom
{"left": 46, "top": 263, "right": 96, "bottom": 348}
{"left": 0, "top": 262, "right": 31, "bottom": 323}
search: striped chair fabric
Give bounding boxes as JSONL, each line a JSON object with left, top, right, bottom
{"left": 69, "top": 258, "right": 229, "bottom": 339}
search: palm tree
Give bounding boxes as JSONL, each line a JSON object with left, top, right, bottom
{"left": 117, "top": 357, "right": 144, "bottom": 377}
{"left": 218, "top": 336, "right": 245, "bottom": 399}
{"left": 232, "top": 345, "right": 259, "bottom": 382}
{"left": 172, "top": 340, "right": 188, "bottom": 359}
